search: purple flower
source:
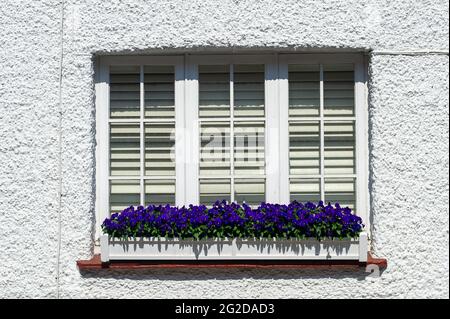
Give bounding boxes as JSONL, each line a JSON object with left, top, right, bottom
{"left": 101, "top": 201, "right": 364, "bottom": 240}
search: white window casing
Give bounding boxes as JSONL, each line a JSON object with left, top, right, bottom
{"left": 95, "top": 54, "right": 369, "bottom": 240}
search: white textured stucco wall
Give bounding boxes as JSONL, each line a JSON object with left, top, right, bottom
{"left": 0, "top": 0, "right": 448, "bottom": 298}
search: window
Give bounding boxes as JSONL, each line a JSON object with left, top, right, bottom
{"left": 95, "top": 54, "right": 368, "bottom": 237}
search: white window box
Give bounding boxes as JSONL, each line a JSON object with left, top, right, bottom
{"left": 100, "top": 232, "right": 368, "bottom": 262}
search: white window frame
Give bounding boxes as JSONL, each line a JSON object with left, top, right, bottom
{"left": 95, "top": 54, "right": 369, "bottom": 239}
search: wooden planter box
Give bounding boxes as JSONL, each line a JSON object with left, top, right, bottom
{"left": 100, "top": 233, "right": 368, "bottom": 262}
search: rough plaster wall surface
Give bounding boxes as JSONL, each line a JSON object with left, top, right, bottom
{"left": 0, "top": 0, "right": 448, "bottom": 298}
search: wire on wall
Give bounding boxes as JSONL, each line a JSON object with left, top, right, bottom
{"left": 56, "top": 0, "right": 65, "bottom": 299}
{"left": 369, "top": 50, "right": 449, "bottom": 56}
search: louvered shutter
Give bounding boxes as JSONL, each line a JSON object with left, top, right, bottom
{"left": 199, "top": 64, "right": 266, "bottom": 206}
{"left": 288, "top": 64, "right": 356, "bottom": 209}
{"left": 144, "top": 66, "right": 176, "bottom": 205}
{"left": 108, "top": 65, "right": 176, "bottom": 213}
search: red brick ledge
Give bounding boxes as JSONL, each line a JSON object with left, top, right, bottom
{"left": 77, "top": 253, "right": 387, "bottom": 271}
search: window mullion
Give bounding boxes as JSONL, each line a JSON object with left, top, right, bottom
{"left": 175, "top": 59, "right": 186, "bottom": 206}
{"left": 277, "top": 59, "right": 289, "bottom": 204}
{"left": 139, "top": 65, "right": 145, "bottom": 206}
{"left": 185, "top": 58, "right": 199, "bottom": 204}
{"left": 230, "top": 64, "right": 235, "bottom": 203}
{"left": 319, "top": 64, "right": 325, "bottom": 202}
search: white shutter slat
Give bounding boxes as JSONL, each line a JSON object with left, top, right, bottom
{"left": 145, "top": 179, "right": 175, "bottom": 205}
{"left": 199, "top": 65, "right": 230, "bottom": 118}
{"left": 144, "top": 83, "right": 174, "bottom": 91}
{"left": 145, "top": 123, "right": 175, "bottom": 176}
{"left": 234, "top": 121, "right": 265, "bottom": 175}
{"left": 109, "top": 84, "right": 140, "bottom": 92}
{"left": 199, "top": 91, "right": 229, "bottom": 100}
{"left": 234, "top": 179, "right": 265, "bottom": 205}
{"left": 200, "top": 179, "right": 231, "bottom": 204}
{"left": 324, "top": 121, "right": 355, "bottom": 175}
{"left": 110, "top": 74, "right": 140, "bottom": 83}
{"left": 289, "top": 121, "right": 320, "bottom": 175}
{"left": 110, "top": 66, "right": 140, "bottom": 119}
{"left": 145, "top": 92, "right": 174, "bottom": 100}
{"left": 290, "top": 178, "right": 321, "bottom": 203}
{"left": 144, "top": 65, "right": 175, "bottom": 119}
{"left": 110, "top": 123, "right": 140, "bottom": 176}
{"left": 324, "top": 64, "right": 355, "bottom": 117}
{"left": 234, "top": 65, "right": 265, "bottom": 118}
{"left": 110, "top": 180, "right": 140, "bottom": 213}
{"left": 200, "top": 122, "right": 231, "bottom": 176}
{"left": 289, "top": 65, "right": 320, "bottom": 117}
{"left": 325, "top": 178, "right": 355, "bottom": 209}
{"left": 111, "top": 92, "right": 142, "bottom": 100}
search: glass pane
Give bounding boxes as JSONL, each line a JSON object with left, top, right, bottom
{"left": 110, "top": 180, "right": 140, "bottom": 213}
{"left": 234, "top": 121, "right": 265, "bottom": 175}
{"left": 109, "top": 66, "right": 140, "bottom": 119}
{"left": 110, "top": 123, "right": 140, "bottom": 176}
{"left": 325, "top": 178, "right": 356, "bottom": 210}
{"left": 289, "top": 65, "right": 320, "bottom": 117}
{"left": 290, "top": 178, "right": 321, "bottom": 203}
{"left": 324, "top": 64, "right": 355, "bottom": 117}
{"left": 200, "top": 179, "right": 231, "bottom": 205}
{"left": 144, "top": 65, "right": 175, "bottom": 119}
{"left": 234, "top": 64, "right": 265, "bottom": 118}
{"left": 289, "top": 121, "right": 320, "bottom": 175}
{"left": 235, "top": 179, "right": 265, "bottom": 206}
{"left": 200, "top": 122, "right": 230, "bottom": 176}
{"left": 324, "top": 121, "right": 355, "bottom": 175}
{"left": 145, "top": 122, "right": 175, "bottom": 176}
{"left": 145, "top": 179, "right": 175, "bottom": 205}
{"left": 199, "top": 65, "right": 230, "bottom": 118}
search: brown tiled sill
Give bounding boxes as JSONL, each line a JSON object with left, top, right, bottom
{"left": 77, "top": 253, "right": 387, "bottom": 270}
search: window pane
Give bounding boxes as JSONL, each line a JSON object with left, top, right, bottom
{"left": 324, "top": 64, "right": 355, "bottom": 117}
{"left": 289, "top": 121, "right": 320, "bottom": 175}
{"left": 144, "top": 65, "right": 175, "bottom": 119}
{"left": 200, "top": 122, "right": 230, "bottom": 176}
{"left": 325, "top": 178, "right": 356, "bottom": 210}
{"left": 199, "top": 65, "right": 230, "bottom": 118}
{"left": 109, "top": 66, "right": 140, "bottom": 119}
{"left": 289, "top": 65, "right": 320, "bottom": 117}
{"left": 290, "top": 178, "right": 321, "bottom": 203}
{"left": 145, "top": 123, "right": 175, "bottom": 176}
{"left": 110, "top": 180, "right": 140, "bottom": 213}
{"left": 200, "top": 179, "right": 231, "bottom": 205}
{"left": 324, "top": 121, "right": 355, "bottom": 175}
{"left": 234, "top": 64, "right": 265, "bottom": 118}
{"left": 235, "top": 179, "right": 265, "bottom": 206}
{"left": 234, "top": 121, "right": 265, "bottom": 175}
{"left": 145, "top": 179, "right": 175, "bottom": 205}
{"left": 110, "top": 123, "right": 140, "bottom": 176}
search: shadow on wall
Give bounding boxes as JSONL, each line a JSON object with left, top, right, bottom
{"left": 79, "top": 267, "right": 380, "bottom": 281}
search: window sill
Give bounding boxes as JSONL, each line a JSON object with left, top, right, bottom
{"left": 76, "top": 252, "right": 387, "bottom": 271}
